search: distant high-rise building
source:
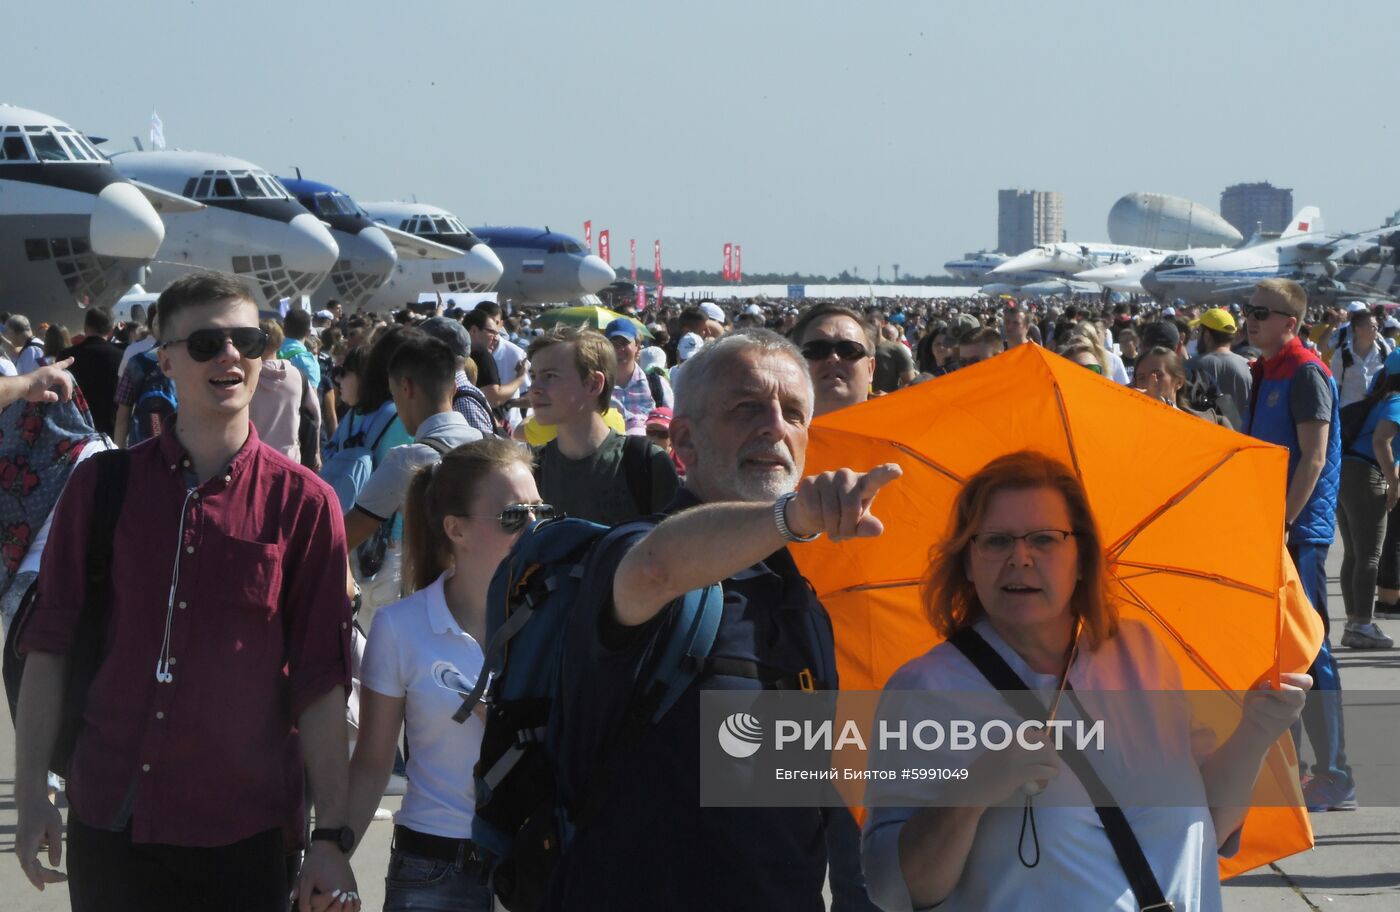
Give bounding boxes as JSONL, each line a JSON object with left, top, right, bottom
{"left": 1220, "top": 182, "right": 1293, "bottom": 237}
{"left": 998, "top": 189, "right": 1065, "bottom": 255}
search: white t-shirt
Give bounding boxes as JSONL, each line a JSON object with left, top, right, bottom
{"left": 360, "top": 570, "right": 486, "bottom": 838}
{"left": 493, "top": 337, "right": 529, "bottom": 430}
{"left": 15, "top": 339, "right": 45, "bottom": 375}
{"left": 863, "top": 618, "right": 1224, "bottom": 912}
{"left": 353, "top": 411, "right": 482, "bottom": 523}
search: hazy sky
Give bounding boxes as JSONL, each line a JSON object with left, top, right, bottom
{"left": 10, "top": 1, "right": 1398, "bottom": 277}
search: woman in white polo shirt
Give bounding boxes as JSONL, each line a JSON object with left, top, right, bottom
{"left": 346, "top": 437, "right": 550, "bottom": 911}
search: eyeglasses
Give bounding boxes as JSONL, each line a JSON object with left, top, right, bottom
{"left": 1245, "top": 306, "right": 1293, "bottom": 322}
{"left": 970, "top": 529, "right": 1075, "bottom": 558}
{"left": 801, "top": 339, "right": 869, "bottom": 362}
{"left": 162, "top": 327, "right": 269, "bottom": 362}
{"left": 458, "top": 503, "right": 558, "bottom": 534}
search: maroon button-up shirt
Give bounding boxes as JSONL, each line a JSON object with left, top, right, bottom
{"left": 20, "top": 423, "right": 352, "bottom": 847}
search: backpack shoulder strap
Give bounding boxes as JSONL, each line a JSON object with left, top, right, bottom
{"left": 947, "top": 627, "right": 1171, "bottom": 912}
{"left": 620, "top": 434, "right": 656, "bottom": 515}
{"left": 646, "top": 371, "right": 665, "bottom": 407}
{"left": 420, "top": 436, "right": 455, "bottom": 456}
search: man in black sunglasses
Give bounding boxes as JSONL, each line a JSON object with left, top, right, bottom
{"left": 14, "top": 272, "right": 362, "bottom": 911}
{"left": 788, "top": 303, "right": 876, "bottom": 417}
{"left": 1242, "top": 277, "right": 1357, "bottom": 812}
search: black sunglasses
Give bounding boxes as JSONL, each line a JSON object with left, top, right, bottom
{"left": 801, "top": 339, "right": 868, "bottom": 362}
{"left": 163, "top": 327, "right": 269, "bottom": 362}
{"left": 1244, "top": 306, "right": 1293, "bottom": 322}
{"left": 459, "top": 503, "right": 558, "bottom": 534}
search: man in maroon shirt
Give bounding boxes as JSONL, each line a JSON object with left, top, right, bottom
{"left": 14, "top": 272, "right": 362, "bottom": 912}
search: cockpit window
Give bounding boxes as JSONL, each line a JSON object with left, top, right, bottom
{"left": 432, "top": 217, "right": 452, "bottom": 233}
{"left": 0, "top": 135, "right": 32, "bottom": 162}
{"left": 29, "top": 132, "right": 69, "bottom": 162}
{"left": 561, "top": 240, "right": 583, "bottom": 254}
{"left": 185, "top": 169, "right": 289, "bottom": 201}
{"left": 446, "top": 216, "right": 467, "bottom": 234}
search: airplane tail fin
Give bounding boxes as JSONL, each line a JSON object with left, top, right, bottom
{"left": 1282, "top": 206, "right": 1322, "bottom": 238}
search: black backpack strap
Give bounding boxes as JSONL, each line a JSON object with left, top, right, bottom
{"left": 419, "top": 436, "right": 455, "bottom": 456}
{"left": 948, "top": 628, "right": 1172, "bottom": 912}
{"left": 620, "top": 434, "right": 656, "bottom": 515}
{"left": 646, "top": 371, "right": 665, "bottom": 408}
{"left": 54, "top": 449, "right": 131, "bottom": 769}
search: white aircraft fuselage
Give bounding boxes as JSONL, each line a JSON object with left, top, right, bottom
{"left": 360, "top": 202, "right": 504, "bottom": 313}
{"left": 0, "top": 104, "right": 165, "bottom": 325}
{"left": 111, "top": 150, "right": 339, "bottom": 309}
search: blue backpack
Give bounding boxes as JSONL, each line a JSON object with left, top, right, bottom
{"left": 457, "top": 517, "right": 722, "bottom": 911}
{"left": 318, "top": 404, "right": 397, "bottom": 516}
{"left": 127, "top": 350, "right": 177, "bottom": 444}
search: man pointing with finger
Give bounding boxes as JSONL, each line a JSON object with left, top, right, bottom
{"left": 547, "top": 329, "right": 901, "bottom": 911}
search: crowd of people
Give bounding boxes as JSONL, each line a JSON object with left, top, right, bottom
{"left": 0, "top": 273, "right": 1381, "bottom": 910}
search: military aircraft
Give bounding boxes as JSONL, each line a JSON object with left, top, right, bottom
{"left": 0, "top": 104, "right": 167, "bottom": 324}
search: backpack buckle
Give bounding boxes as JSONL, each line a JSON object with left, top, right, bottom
{"left": 798, "top": 668, "right": 815, "bottom": 693}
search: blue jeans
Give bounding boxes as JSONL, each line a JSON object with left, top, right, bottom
{"left": 383, "top": 846, "right": 493, "bottom": 912}
{"left": 1288, "top": 541, "right": 1354, "bottom": 790}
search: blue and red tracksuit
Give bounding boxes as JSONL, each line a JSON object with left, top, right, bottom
{"left": 1245, "top": 334, "right": 1352, "bottom": 790}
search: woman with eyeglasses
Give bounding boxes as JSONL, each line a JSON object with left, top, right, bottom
{"left": 346, "top": 437, "right": 550, "bottom": 911}
{"left": 862, "top": 451, "right": 1310, "bottom": 912}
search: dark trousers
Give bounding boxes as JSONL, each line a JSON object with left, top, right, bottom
{"left": 824, "top": 805, "right": 880, "bottom": 912}
{"left": 1288, "top": 541, "right": 1354, "bottom": 789}
{"left": 1379, "top": 497, "right": 1400, "bottom": 593}
{"left": 68, "top": 813, "right": 288, "bottom": 912}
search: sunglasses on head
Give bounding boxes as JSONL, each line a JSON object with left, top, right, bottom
{"left": 801, "top": 339, "right": 868, "bottom": 362}
{"left": 463, "top": 503, "right": 558, "bottom": 534}
{"left": 163, "top": 327, "right": 269, "bottom": 362}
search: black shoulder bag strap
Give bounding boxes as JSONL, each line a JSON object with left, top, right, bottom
{"left": 620, "top": 434, "right": 656, "bottom": 515}
{"left": 54, "top": 449, "right": 131, "bottom": 773}
{"left": 949, "top": 627, "right": 1173, "bottom": 912}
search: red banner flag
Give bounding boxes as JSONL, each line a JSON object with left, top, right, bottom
{"left": 735, "top": 244, "right": 742, "bottom": 282}
{"left": 654, "top": 240, "right": 662, "bottom": 282}
{"left": 636, "top": 283, "right": 646, "bottom": 312}
{"left": 723, "top": 242, "right": 733, "bottom": 281}
{"left": 630, "top": 239, "right": 637, "bottom": 282}
{"left": 584, "top": 220, "right": 592, "bottom": 253}
{"left": 599, "top": 230, "right": 611, "bottom": 264}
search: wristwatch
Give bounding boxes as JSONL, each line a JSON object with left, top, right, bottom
{"left": 774, "top": 491, "right": 821, "bottom": 543}
{"left": 311, "top": 825, "right": 356, "bottom": 854}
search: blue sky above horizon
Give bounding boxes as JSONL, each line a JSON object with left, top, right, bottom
{"left": 10, "top": 0, "right": 1397, "bottom": 276}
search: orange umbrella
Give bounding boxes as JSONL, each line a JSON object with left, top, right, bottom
{"left": 796, "top": 342, "right": 1325, "bottom": 877}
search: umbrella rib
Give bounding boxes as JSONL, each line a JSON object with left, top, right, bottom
{"left": 833, "top": 578, "right": 925, "bottom": 595}
{"left": 1112, "top": 561, "right": 1274, "bottom": 598}
{"left": 1115, "top": 577, "right": 1243, "bottom": 698}
{"left": 1108, "top": 450, "right": 1243, "bottom": 558}
{"left": 889, "top": 443, "right": 965, "bottom": 485}
{"left": 1050, "top": 378, "right": 1084, "bottom": 478}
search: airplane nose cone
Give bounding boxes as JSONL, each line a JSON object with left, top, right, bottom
{"left": 285, "top": 213, "right": 340, "bottom": 275}
{"left": 577, "top": 255, "right": 616, "bottom": 294}
{"left": 1073, "top": 266, "right": 1117, "bottom": 283}
{"left": 358, "top": 226, "right": 397, "bottom": 277}
{"left": 90, "top": 181, "right": 165, "bottom": 259}
{"left": 464, "top": 243, "right": 504, "bottom": 286}
{"left": 991, "top": 253, "right": 1050, "bottom": 276}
